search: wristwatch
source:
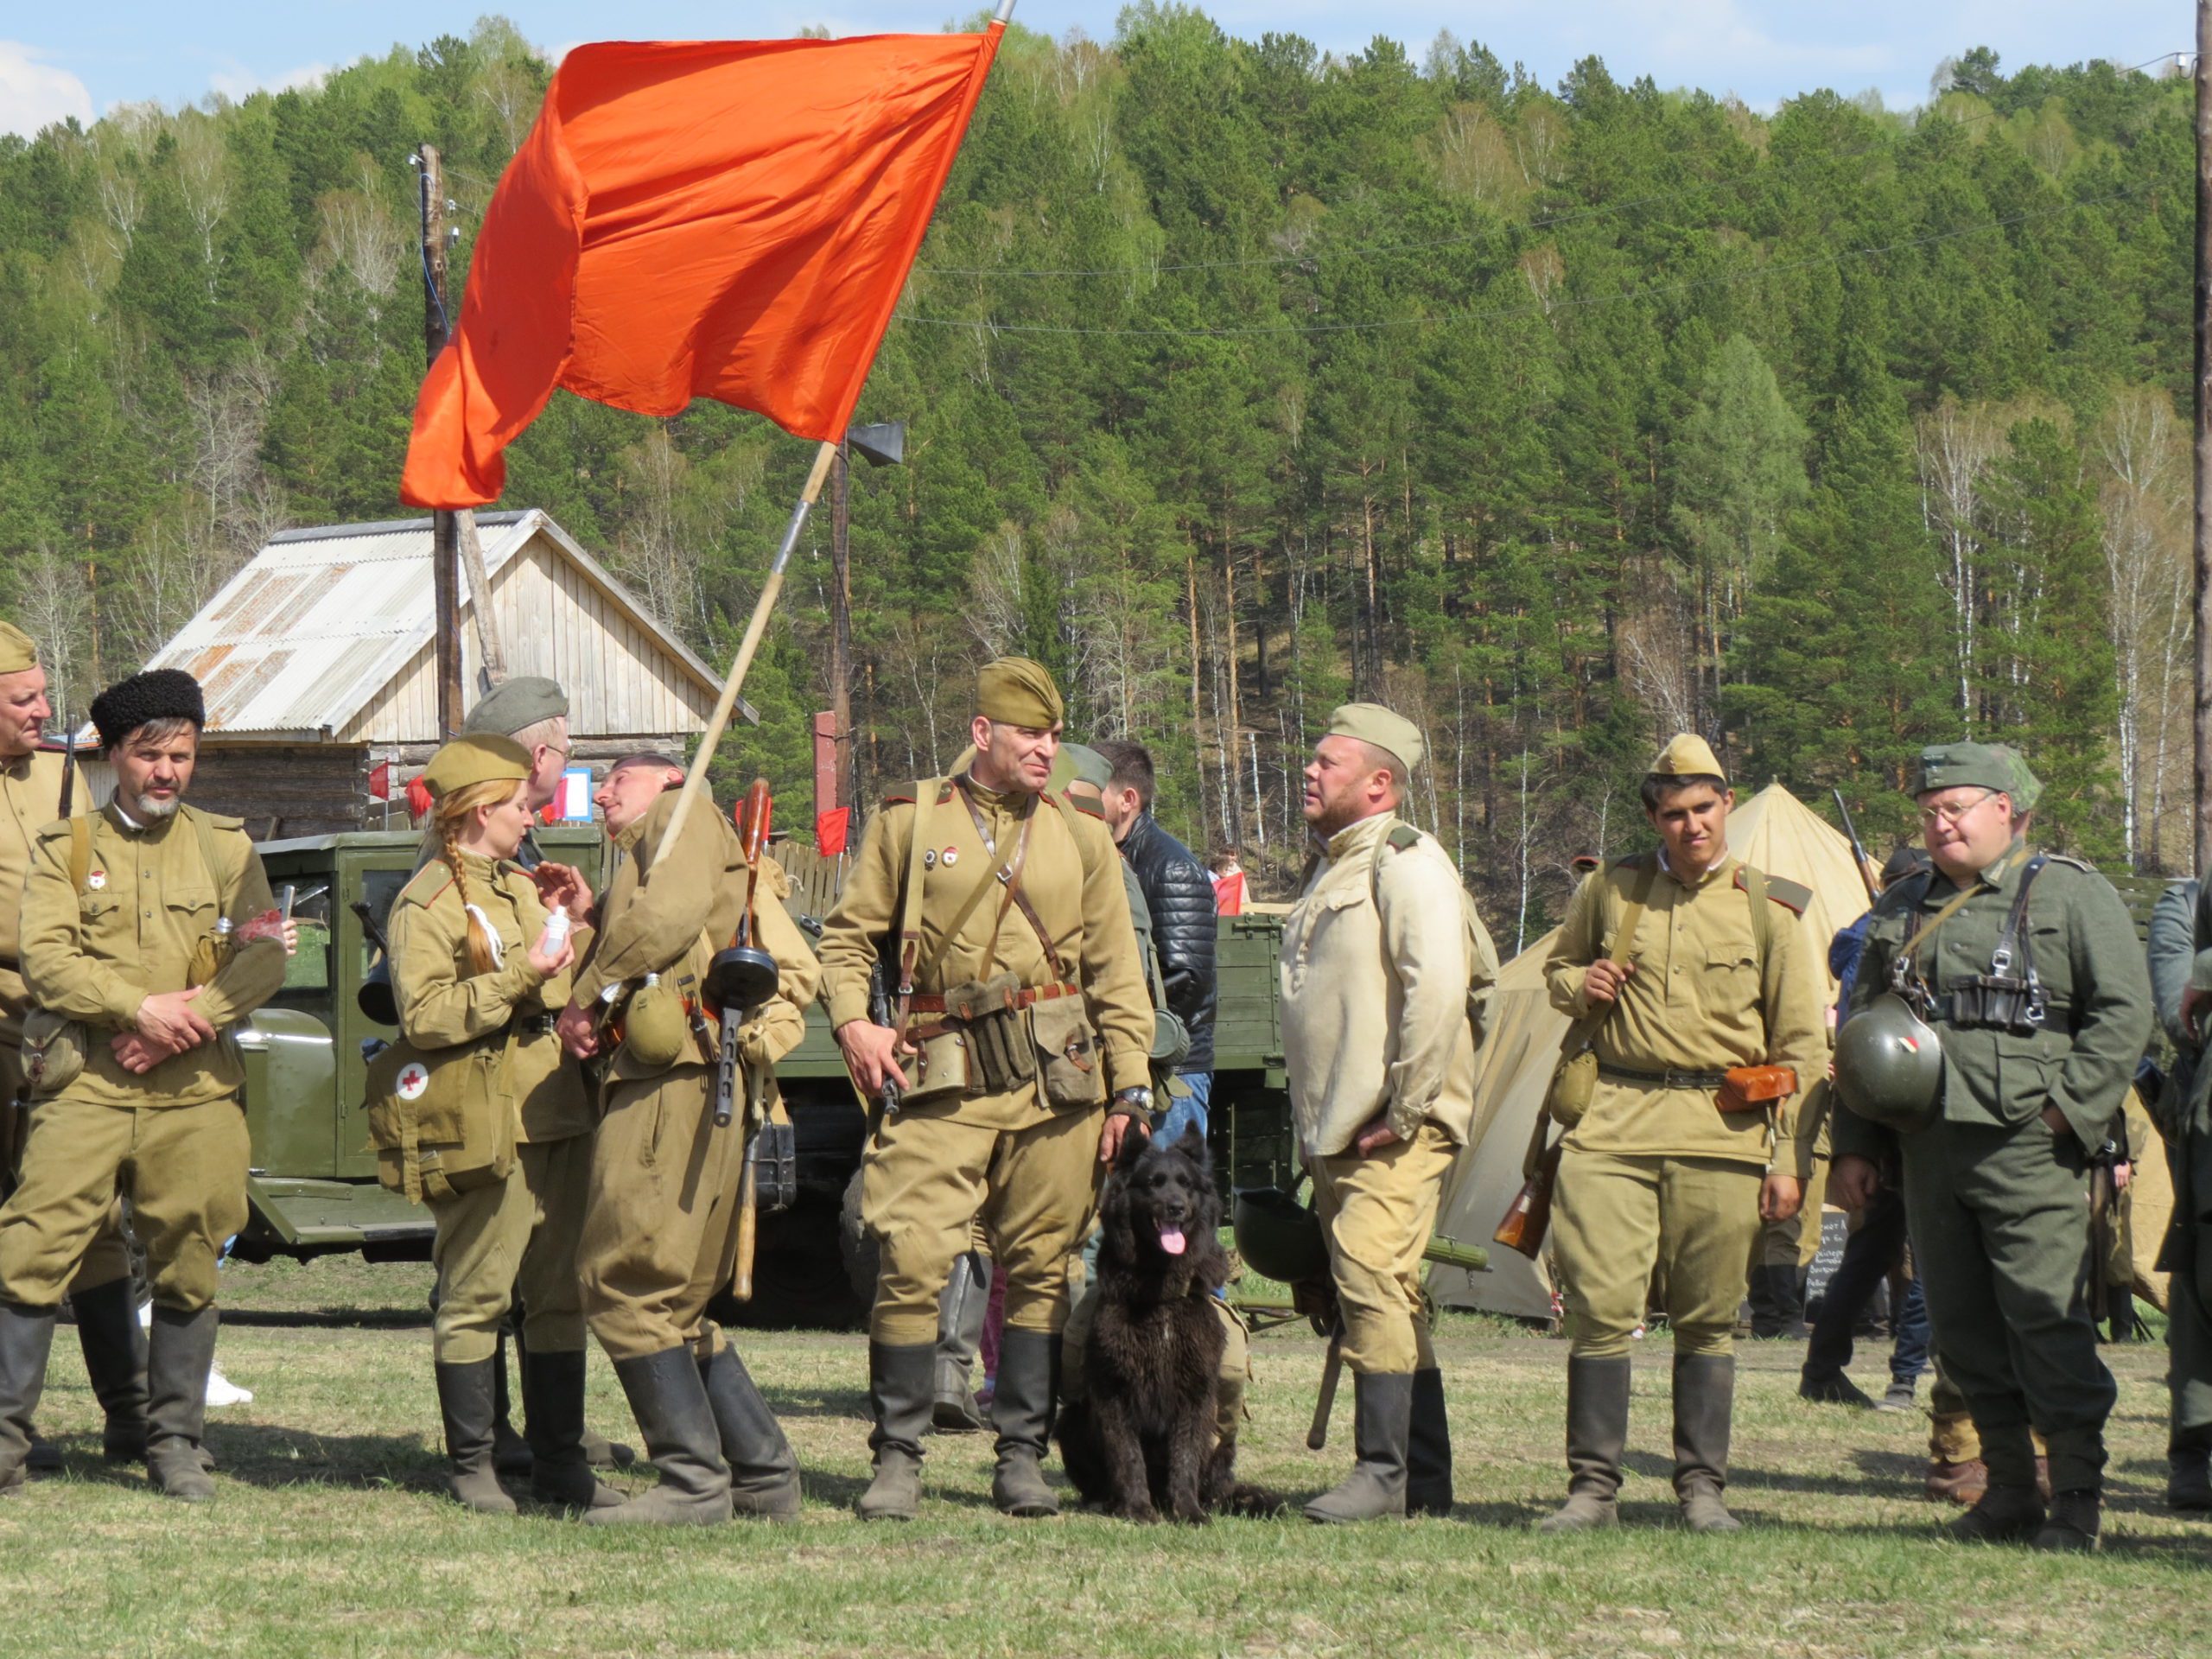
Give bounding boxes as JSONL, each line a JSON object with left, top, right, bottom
{"left": 1109, "top": 1086, "right": 1154, "bottom": 1116}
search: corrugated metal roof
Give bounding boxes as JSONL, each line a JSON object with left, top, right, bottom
{"left": 119, "top": 511, "right": 718, "bottom": 742}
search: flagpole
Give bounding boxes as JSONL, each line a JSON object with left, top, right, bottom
{"left": 647, "top": 0, "right": 1014, "bottom": 868}
{"left": 652, "top": 439, "right": 839, "bottom": 866}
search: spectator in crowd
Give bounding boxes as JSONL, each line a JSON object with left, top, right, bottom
{"left": 1093, "top": 740, "right": 1218, "bottom": 1141}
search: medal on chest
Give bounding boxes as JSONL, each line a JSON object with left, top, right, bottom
{"left": 940, "top": 846, "right": 960, "bottom": 868}
{"left": 86, "top": 868, "right": 106, "bottom": 892}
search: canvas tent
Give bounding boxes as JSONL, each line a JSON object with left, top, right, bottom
{"left": 1427, "top": 783, "right": 1876, "bottom": 1320}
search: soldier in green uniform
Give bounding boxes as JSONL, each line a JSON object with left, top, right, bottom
{"left": 388, "top": 734, "right": 613, "bottom": 1514}
{"left": 0, "top": 670, "right": 288, "bottom": 1501}
{"left": 555, "top": 754, "right": 816, "bottom": 1526}
{"left": 1834, "top": 742, "right": 2151, "bottom": 1552}
{"left": 0, "top": 621, "right": 147, "bottom": 1469}
{"left": 2155, "top": 877, "right": 2212, "bottom": 1511}
{"left": 818, "top": 659, "right": 1153, "bottom": 1522}
{"left": 1541, "top": 734, "right": 1826, "bottom": 1533}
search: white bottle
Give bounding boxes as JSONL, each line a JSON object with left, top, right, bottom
{"left": 537, "top": 910, "right": 571, "bottom": 957}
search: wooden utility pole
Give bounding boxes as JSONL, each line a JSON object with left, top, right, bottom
{"left": 828, "top": 440, "right": 854, "bottom": 804}
{"left": 417, "top": 143, "right": 464, "bottom": 738}
{"left": 2196, "top": 17, "right": 2212, "bottom": 874}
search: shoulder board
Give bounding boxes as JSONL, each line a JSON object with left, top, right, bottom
{"left": 33, "top": 818, "right": 74, "bottom": 843}
{"left": 397, "top": 863, "right": 454, "bottom": 908}
{"left": 1735, "top": 868, "right": 1812, "bottom": 915}
{"left": 1385, "top": 823, "right": 1421, "bottom": 852}
{"left": 880, "top": 791, "right": 915, "bottom": 806}
{"left": 1065, "top": 790, "right": 1104, "bottom": 822}
{"left": 1606, "top": 853, "right": 1653, "bottom": 876}
{"left": 2043, "top": 854, "right": 2096, "bottom": 874}
{"left": 180, "top": 804, "right": 245, "bottom": 833}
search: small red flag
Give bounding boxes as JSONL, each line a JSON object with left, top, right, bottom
{"left": 816, "top": 806, "right": 851, "bottom": 859}
{"left": 405, "top": 776, "right": 434, "bottom": 823}
{"left": 401, "top": 27, "right": 1005, "bottom": 510}
{"left": 367, "top": 760, "right": 392, "bottom": 801}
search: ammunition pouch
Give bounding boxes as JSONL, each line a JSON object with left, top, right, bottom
{"left": 896, "top": 1025, "right": 976, "bottom": 1107}
{"left": 753, "top": 1111, "right": 798, "bottom": 1215}
{"left": 17, "top": 1009, "right": 86, "bottom": 1100}
{"left": 1030, "top": 990, "right": 1104, "bottom": 1111}
{"left": 365, "top": 1027, "right": 519, "bottom": 1205}
{"left": 1717, "top": 1064, "right": 1796, "bottom": 1115}
{"left": 1932, "top": 978, "right": 2070, "bottom": 1037}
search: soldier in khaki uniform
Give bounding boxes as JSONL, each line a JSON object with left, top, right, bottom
{"left": 555, "top": 754, "right": 815, "bottom": 1526}
{"left": 0, "top": 670, "right": 288, "bottom": 1501}
{"left": 1280, "top": 703, "right": 1500, "bottom": 1522}
{"left": 388, "top": 734, "right": 613, "bottom": 1514}
{"left": 0, "top": 621, "right": 147, "bottom": 1469}
{"left": 1541, "top": 735, "right": 1826, "bottom": 1533}
{"left": 819, "top": 658, "right": 1153, "bottom": 1521}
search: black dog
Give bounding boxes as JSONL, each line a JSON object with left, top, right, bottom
{"left": 1056, "top": 1126, "right": 1238, "bottom": 1523}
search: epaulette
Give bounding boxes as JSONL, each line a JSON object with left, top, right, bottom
{"left": 1384, "top": 823, "right": 1421, "bottom": 852}
{"left": 2044, "top": 854, "right": 2097, "bottom": 874}
{"left": 1066, "top": 789, "right": 1104, "bottom": 822}
{"left": 1608, "top": 852, "right": 1655, "bottom": 874}
{"left": 197, "top": 810, "right": 246, "bottom": 833}
{"left": 1738, "top": 868, "right": 1812, "bottom": 915}
{"left": 396, "top": 862, "right": 454, "bottom": 909}
{"left": 880, "top": 790, "right": 915, "bottom": 806}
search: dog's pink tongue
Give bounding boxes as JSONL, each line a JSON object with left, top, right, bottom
{"left": 1157, "top": 1226, "right": 1187, "bottom": 1256}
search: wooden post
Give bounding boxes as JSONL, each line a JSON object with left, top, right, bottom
{"left": 418, "top": 143, "right": 464, "bottom": 737}
{"left": 828, "top": 440, "right": 854, "bottom": 804}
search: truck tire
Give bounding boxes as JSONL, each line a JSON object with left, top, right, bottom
{"left": 839, "top": 1166, "right": 880, "bottom": 1309}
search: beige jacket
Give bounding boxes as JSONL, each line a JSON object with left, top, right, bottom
{"left": 0, "top": 750, "right": 81, "bottom": 1039}
{"left": 1281, "top": 812, "right": 1497, "bottom": 1160}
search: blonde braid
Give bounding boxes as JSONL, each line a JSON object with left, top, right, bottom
{"left": 434, "top": 780, "right": 512, "bottom": 976}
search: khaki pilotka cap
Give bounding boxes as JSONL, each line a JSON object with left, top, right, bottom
{"left": 1062, "top": 742, "right": 1113, "bottom": 791}
{"left": 1909, "top": 741, "right": 2043, "bottom": 814}
{"left": 1649, "top": 733, "right": 1727, "bottom": 781}
{"left": 0, "top": 621, "right": 35, "bottom": 675}
{"left": 462, "top": 675, "right": 568, "bottom": 738}
{"left": 1325, "top": 702, "right": 1425, "bottom": 772}
{"left": 976, "top": 657, "right": 1064, "bottom": 728}
{"left": 421, "top": 734, "right": 532, "bottom": 799}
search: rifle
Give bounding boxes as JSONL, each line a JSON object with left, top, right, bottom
{"left": 865, "top": 957, "right": 904, "bottom": 1118}
{"left": 1307, "top": 1330, "right": 1344, "bottom": 1451}
{"left": 722, "top": 780, "right": 797, "bottom": 1303}
{"left": 1832, "top": 787, "right": 1881, "bottom": 906}
{"left": 2088, "top": 1123, "right": 2123, "bottom": 1325}
{"left": 1493, "top": 1136, "right": 1562, "bottom": 1260}
{"left": 55, "top": 728, "right": 74, "bottom": 819}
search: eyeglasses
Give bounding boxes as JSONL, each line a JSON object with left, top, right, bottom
{"left": 1916, "top": 789, "right": 1997, "bottom": 828}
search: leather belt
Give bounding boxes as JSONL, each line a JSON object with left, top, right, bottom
{"left": 1598, "top": 1063, "right": 1729, "bottom": 1089}
{"left": 518, "top": 1013, "right": 559, "bottom": 1038}
{"left": 1923, "top": 995, "right": 2077, "bottom": 1037}
{"left": 903, "top": 982, "right": 1078, "bottom": 1017}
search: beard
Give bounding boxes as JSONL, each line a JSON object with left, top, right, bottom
{"left": 128, "top": 789, "right": 182, "bottom": 822}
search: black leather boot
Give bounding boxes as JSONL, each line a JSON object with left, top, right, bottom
{"left": 70, "top": 1277, "right": 149, "bottom": 1464}
{"left": 859, "top": 1342, "right": 934, "bottom": 1521}
{"left": 435, "top": 1357, "right": 518, "bottom": 1514}
{"left": 521, "top": 1349, "right": 620, "bottom": 1511}
{"left": 1405, "top": 1367, "right": 1452, "bottom": 1516}
{"left": 2167, "top": 1429, "right": 2212, "bottom": 1512}
{"left": 492, "top": 1327, "right": 531, "bottom": 1475}
{"left": 2034, "top": 1488, "right": 2102, "bottom": 1553}
{"left": 1672, "top": 1353, "right": 1740, "bottom": 1532}
{"left": 585, "top": 1349, "right": 733, "bottom": 1526}
{"left": 145, "top": 1305, "right": 219, "bottom": 1503}
{"left": 1305, "top": 1372, "right": 1414, "bottom": 1523}
{"left": 698, "top": 1344, "right": 800, "bottom": 1521}
{"left": 991, "top": 1327, "right": 1062, "bottom": 1516}
{"left": 1541, "top": 1356, "right": 1629, "bottom": 1532}
{"left": 0, "top": 1302, "right": 56, "bottom": 1496}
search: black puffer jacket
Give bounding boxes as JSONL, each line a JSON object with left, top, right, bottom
{"left": 1121, "top": 812, "right": 1217, "bottom": 1072}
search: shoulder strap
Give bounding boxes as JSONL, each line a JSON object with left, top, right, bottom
{"left": 1740, "top": 865, "right": 1774, "bottom": 965}
{"left": 188, "top": 810, "right": 236, "bottom": 915}
{"left": 1561, "top": 855, "right": 1657, "bottom": 1052}
{"left": 68, "top": 815, "right": 91, "bottom": 894}
{"left": 892, "top": 780, "right": 939, "bottom": 1033}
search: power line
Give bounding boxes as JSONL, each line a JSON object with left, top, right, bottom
{"left": 892, "top": 185, "right": 2146, "bottom": 340}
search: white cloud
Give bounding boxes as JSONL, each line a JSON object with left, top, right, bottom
{"left": 207, "top": 59, "right": 330, "bottom": 103}
{"left": 0, "top": 40, "right": 93, "bottom": 140}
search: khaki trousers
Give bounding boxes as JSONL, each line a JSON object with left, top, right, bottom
{"left": 429, "top": 1134, "right": 592, "bottom": 1364}
{"left": 1062, "top": 1281, "right": 1248, "bottom": 1444}
{"left": 1553, "top": 1149, "right": 1764, "bottom": 1359}
{"left": 0, "top": 1042, "right": 132, "bottom": 1295}
{"left": 1309, "top": 1120, "right": 1457, "bottom": 1376}
{"left": 861, "top": 1104, "right": 1103, "bottom": 1344}
{"left": 0, "top": 1093, "right": 247, "bottom": 1312}
{"left": 578, "top": 1064, "right": 746, "bottom": 1363}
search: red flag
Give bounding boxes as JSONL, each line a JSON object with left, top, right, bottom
{"left": 401, "top": 27, "right": 1004, "bottom": 510}
{"left": 367, "top": 760, "right": 392, "bottom": 801}
{"left": 816, "top": 806, "right": 851, "bottom": 859}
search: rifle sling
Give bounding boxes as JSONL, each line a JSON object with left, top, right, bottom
{"left": 1526, "top": 858, "right": 1659, "bottom": 1177}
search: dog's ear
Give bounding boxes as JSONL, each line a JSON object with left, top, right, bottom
{"left": 1116, "top": 1122, "right": 1153, "bottom": 1173}
{"left": 1172, "top": 1123, "right": 1209, "bottom": 1168}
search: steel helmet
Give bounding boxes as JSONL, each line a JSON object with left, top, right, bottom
{"left": 1230, "top": 1187, "right": 1331, "bottom": 1287}
{"left": 1834, "top": 993, "right": 1945, "bottom": 1134}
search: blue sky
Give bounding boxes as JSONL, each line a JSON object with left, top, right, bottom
{"left": 0, "top": 3, "right": 2190, "bottom": 140}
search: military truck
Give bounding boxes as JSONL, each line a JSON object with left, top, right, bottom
{"left": 225, "top": 829, "right": 1300, "bottom": 1328}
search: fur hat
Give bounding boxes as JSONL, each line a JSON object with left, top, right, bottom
{"left": 90, "top": 669, "right": 205, "bottom": 751}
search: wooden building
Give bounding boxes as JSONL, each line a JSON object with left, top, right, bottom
{"left": 100, "top": 511, "right": 721, "bottom": 836}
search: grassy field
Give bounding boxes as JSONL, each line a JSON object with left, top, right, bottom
{"left": 0, "top": 1255, "right": 2204, "bottom": 1659}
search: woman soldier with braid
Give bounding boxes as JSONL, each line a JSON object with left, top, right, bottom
{"left": 386, "top": 735, "right": 612, "bottom": 1514}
